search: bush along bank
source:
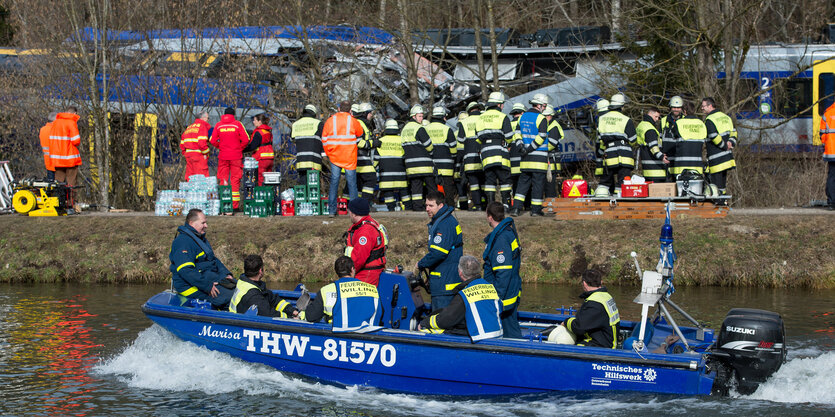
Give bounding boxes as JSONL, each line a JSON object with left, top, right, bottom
{"left": 0, "top": 212, "right": 833, "bottom": 288}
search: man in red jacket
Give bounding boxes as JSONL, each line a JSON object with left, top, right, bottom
{"left": 210, "top": 107, "right": 249, "bottom": 211}
{"left": 180, "top": 111, "right": 211, "bottom": 180}
{"left": 344, "top": 198, "right": 387, "bottom": 286}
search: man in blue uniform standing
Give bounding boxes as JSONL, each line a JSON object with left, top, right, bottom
{"left": 482, "top": 201, "right": 522, "bottom": 338}
{"left": 169, "top": 209, "right": 235, "bottom": 308}
{"left": 418, "top": 255, "right": 503, "bottom": 342}
{"left": 416, "top": 190, "right": 464, "bottom": 311}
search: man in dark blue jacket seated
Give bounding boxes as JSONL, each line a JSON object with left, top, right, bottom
{"left": 229, "top": 254, "right": 298, "bottom": 317}
{"left": 563, "top": 269, "right": 621, "bottom": 348}
{"left": 169, "top": 209, "right": 235, "bottom": 309}
{"left": 418, "top": 255, "right": 503, "bottom": 342}
{"left": 301, "top": 256, "right": 381, "bottom": 333}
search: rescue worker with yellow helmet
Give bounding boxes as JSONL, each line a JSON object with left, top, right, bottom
{"left": 476, "top": 92, "right": 515, "bottom": 207}
{"left": 291, "top": 104, "right": 324, "bottom": 192}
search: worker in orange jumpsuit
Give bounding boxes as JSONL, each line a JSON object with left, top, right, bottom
{"left": 180, "top": 111, "right": 211, "bottom": 180}
{"left": 210, "top": 107, "right": 249, "bottom": 211}
{"left": 820, "top": 101, "right": 835, "bottom": 210}
{"left": 39, "top": 112, "right": 57, "bottom": 180}
{"left": 49, "top": 106, "right": 82, "bottom": 186}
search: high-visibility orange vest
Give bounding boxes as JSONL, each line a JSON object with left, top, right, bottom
{"left": 49, "top": 113, "right": 82, "bottom": 168}
{"left": 180, "top": 118, "right": 211, "bottom": 157}
{"left": 252, "top": 124, "right": 274, "bottom": 161}
{"left": 39, "top": 122, "right": 54, "bottom": 171}
{"left": 322, "top": 112, "right": 362, "bottom": 170}
{"left": 821, "top": 103, "right": 835, "bottom": 162}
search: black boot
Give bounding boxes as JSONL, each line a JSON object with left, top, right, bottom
{"left": 485, "top": 192, "right": 496, "bottom": 205}
{"left": 531, "top": 207, "right": 544, "bottom": 217}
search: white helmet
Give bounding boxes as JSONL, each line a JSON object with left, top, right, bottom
{"left": 458, "top": 111, "right": 468, "bottom": 120}
{"left": 466, "top": 101, "right": 484, "bottom": 112}
{"left": 596, "top": 99, "right": 609, "bottom": 112}
{"left": 511, "top": 103, "right": 526, "bottom": 113}
{"left": 594, "top": 185, "right": 611, "bottom": 197}
{"left": 432, "top": 106, "right": 447, "bottom": 118}
{"left": 409, "top": 104, "right": 425, "bottom": 117}
{"left": 384, "top": 119, "right": 399, "bottom": 131}
{"left": 350, "top": 103, "right": 360, "bottom": 114}
{"left": 670, "top": 95, "right": 684, "bottom": 108}
{"left": 303, "top": 104, "right": 318, "bottom": 115}
{"left": 360, "top": 102, "right": 374, "bottom": 113}
{"left": 529, "top": 93, "right": 549, "bottom": 106}
{"left": 610, "top": 93, "right": 627, "bottom": 108}
{"left": 487, "top": 91, "right": 506, "bottom": 104}
{"left": 542, "top": 105, "right": 555, "bottom": 116}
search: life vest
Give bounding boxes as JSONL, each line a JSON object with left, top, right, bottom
{"left": 39, "top": 122, "right": 54, "bottom": 171}
{"left": 332, "top": 278, "right": 381, "bottom": 333}
{"left": 344, "top": 217, "right": 388, "bottom": 270}
{"left": 229, "top": 278, "right": 259, "bottom": 313}
{"left": 519, "top": 112, "right": 548, "bottom": 151}
{"left": 458, "top": 278, "right": 503, "bottom": 342}
{"left": 253, "top": 124, "right": 274, "bottom": 161}
{"left": 577, "top": 291, "right": 620, "bottom": 348}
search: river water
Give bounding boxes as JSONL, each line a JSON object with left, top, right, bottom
{"left": 0, "top": 282, "right": 833, "bottom": 416}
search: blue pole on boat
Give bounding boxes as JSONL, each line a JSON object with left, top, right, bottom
{"left": 658, "top": 202, "right": 677, "bottom": 297}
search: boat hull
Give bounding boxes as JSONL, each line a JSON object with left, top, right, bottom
{"left": 143, "top": 292, "right": 715, "bottom": 396}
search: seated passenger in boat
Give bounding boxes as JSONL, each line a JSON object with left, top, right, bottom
{"left": 562, "top": 269, "right": 621, "bottom": 348}
{"left": 228, "top": 254, "right": 298, "bottom": 318}
{"left": 301, "top": 256, "right": 381, "bottom": 333}
{"left": 169, "top": 208, "right": 235, "bottom": 309}
{"left": 417, "top": 255, "right": 504, "bottom": 342}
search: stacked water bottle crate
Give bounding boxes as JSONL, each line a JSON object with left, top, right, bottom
{"left": 155, "top": 175, "right": 220, "bottom": 216}
{"left": 295, "top": 170, "right": 322, "bottom": 216}
{"left": 245, "top": 186, "right": 274, "bottom": 218}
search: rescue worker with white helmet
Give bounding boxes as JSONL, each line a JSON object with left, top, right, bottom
{"left": 453, "top": 111, "right": 470, "bottom": 210}
{"left": 636, "top": 107, "right": 669, "bottom": 183}
{"left": 426, "top": 106, "right": 458, "bottom": 206}
{"left": 508, "top": 102, "right": 527, "bottom": 203}
{"left": 377, "top": 119, "right": 409, "bottom": 210}
{"left": 511, "top": 93, "right": 550, "bottom": 216}
{"left": 593, "top": 99, "right": 609, "bottom": 182}
{"left": 595, "top": 93, "right": 637, "bottom": 197}
{"left": 291, "top": 104, "right": 324, "bottom": 191}
{"left": 475, "top": 92, "right": 515, "bottom": 207}
{"left": 543, "top": 105, "right": 565, "bottom": 199}
{"left": 401, "top": 104, "right": 436, "bottom": 210}
{"left": 700, "top": 97, "right": 737, "bottom": 195}
{"left": 355, "top": 102, "right": 381, "bottom": 202}
{"left": 661, "top": 96, "right": 684, "bottom": 180}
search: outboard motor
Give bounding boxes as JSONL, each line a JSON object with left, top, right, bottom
{"left": 712, "top": 308, "right": 787, "bottom": 395}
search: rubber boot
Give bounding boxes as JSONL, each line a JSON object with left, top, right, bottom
{"left": 485, "top": 192, "right": 496, "bottom": 205}
{"left": 501, "top": 191, "right": 512, "bottom": 209}
{"left": 531, "top": 206, "right": 544, "bottom": 217}
{"left": 412, "top": 199, "right": 424, "bottom": 212}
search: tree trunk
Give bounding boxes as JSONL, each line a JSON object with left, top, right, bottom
{"left": 486, "top": 0, "right": 500, "bottom": 89}
{"left": 397, "top": 0, "right": 420, "bottom": 104}
{"left": 471, "top": 0, "right": 488, "bottom": 99}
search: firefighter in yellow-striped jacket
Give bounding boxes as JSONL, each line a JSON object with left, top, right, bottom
{"left": 376, "top": 119, "right": 409, "bottom": 211}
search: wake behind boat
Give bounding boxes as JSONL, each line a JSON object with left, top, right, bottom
{"left": 142, "top": 205, "right": 787, "bottom": 396}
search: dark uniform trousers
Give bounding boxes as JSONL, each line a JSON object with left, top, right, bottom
{"left": 827, "top": 162, "right": 835, "bottom": 207}
{"left": 484, "top": 167, "right": 511, "bottom": 203}
{"left": 410, "top": 175, "right": 437, "bottom": 210}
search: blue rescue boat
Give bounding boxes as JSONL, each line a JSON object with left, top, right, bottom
{"left": 142, "top": 206, "right": 787, "bottom": 396}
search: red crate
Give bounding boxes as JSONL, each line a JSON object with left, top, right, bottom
{"left": 337, "top": 197, "right": 348, "bottom": 215}
{"left": 281, "top": 200, "right": 295, "bottom": 216}
{"left": 621, "top": 184, "right": 648, "bottom": 198}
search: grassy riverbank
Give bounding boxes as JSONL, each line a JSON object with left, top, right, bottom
{"left": 1, "top": 211, "right": 834, "bottom": 288}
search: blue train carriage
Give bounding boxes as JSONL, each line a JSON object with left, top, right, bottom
{"left": 718, "top": 44, "right": 835, "bottom": 152}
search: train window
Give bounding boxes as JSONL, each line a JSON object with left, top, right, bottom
{"left": 820, "top": 73, "right": 835, "bottom": 117}
{"left": 774, "top": 78, "right": 812, "bottom": 117}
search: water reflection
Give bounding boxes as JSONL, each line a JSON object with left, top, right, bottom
{"left": 4, "top": 295, "right": 101, "bottom": 416}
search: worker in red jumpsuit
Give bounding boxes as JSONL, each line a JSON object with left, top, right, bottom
{"left": 210, "top": 107, "right": 249, "bottom": 211}
{"left": 344, "top": 198, "right": 388, "bottom": 286}
{"left": 250, "top": 113, "right": 274, "bottom": 185}
{"left": 180, "top": 111, "right": 211, "bottom": 180}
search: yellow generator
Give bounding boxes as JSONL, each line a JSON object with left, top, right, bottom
{"left": 11, "top": 179, "right": 74, "bottom": 216}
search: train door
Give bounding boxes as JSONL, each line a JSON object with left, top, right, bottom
{"left": 132, "top": 113, "right": 157, "bottom": 196}
{"left": 812, "top": 59, "right": 835, "bottom": 145}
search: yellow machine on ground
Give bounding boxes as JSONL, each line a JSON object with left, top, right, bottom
{"left": 11, "top": 179, "right": 75, "bottom": 217}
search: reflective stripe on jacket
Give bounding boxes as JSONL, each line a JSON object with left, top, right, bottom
{"left": 181, "top": 119, "right": 211, "bottom": 156}
{"left": 49, "top": 112, "right": 82, "bottom": 168}
{"left": 292, "top": 117, "right": 324, "bottom": 171}
{"left": 475, "top": 108, "right": 513, "bottom": 170}
{"left": 377, "top": 133, "right": 407, "bottom": 190}
{"left": 482, "top": 217, "right": 521, "bottom": 312}
{"left": 401, "top": 121, "right": 434, "bottom": 176}
{"left": 704, "top": 110, "right": 736, "bottom": 173}
{"left": 210, "top": 114, "right": 249, "bottom": 161}
{"left": 322, "top": 112, "right": 362, "bottom": 170}
{"left": 252, "top": 124, "right": 274, "bottom": 161}
{"left": 39, "top": 122, "right": 54, "bottom": 171}
{"left": 459, "top": 278, "right": 504, "bottom": 342}
{"left": 823, "top": 103, "right": 835, "bottom": 161}
{"left": 671, "top": 116, "right": 707, "bottom": 174}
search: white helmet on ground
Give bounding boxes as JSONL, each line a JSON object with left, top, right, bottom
{"left": 596, "top": 99, "right": 609, "bottom": 112}
{"left": 546, "top": 325, "right": 577, "bottom": 344}
{"left": 487, "top": 91, "right": 506, "bottom": 104}
{"left": 384, "top": 119, "right": 399, "bottom": 131}
{"left": 670, "top": 95, "right": 684, "bottom": 108}
{"left": 529, "top": 93, "right": 549, "bottom": 106}
{"left": 409, "top": 104, "right": 425, "bottom": 117}
{"left": 432, "top": 106, "right": 447, "bottom": 118}
{"left": 610, "top": 93, "right": 627, "bottom": 108}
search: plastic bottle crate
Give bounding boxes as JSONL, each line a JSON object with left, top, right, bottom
{"left": 218, "top": 185, "right": 233, "bottom": 201}
{"left": 321, "top": 197, "right": 328, "bottom": 215}
{"left": 308, "top": 185, "right": 320, "bottom": 201}
{"left": 294, "top": 185, "right": 307, "bottom": 202}
{"left": 255, "top": 186, "right": 275, "bottom": 204}
{"left": 307, "top": 170, "right": 320, "bottom": 186}
{"left": 221, "top": 201, "right": 234, "bottom": 214}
